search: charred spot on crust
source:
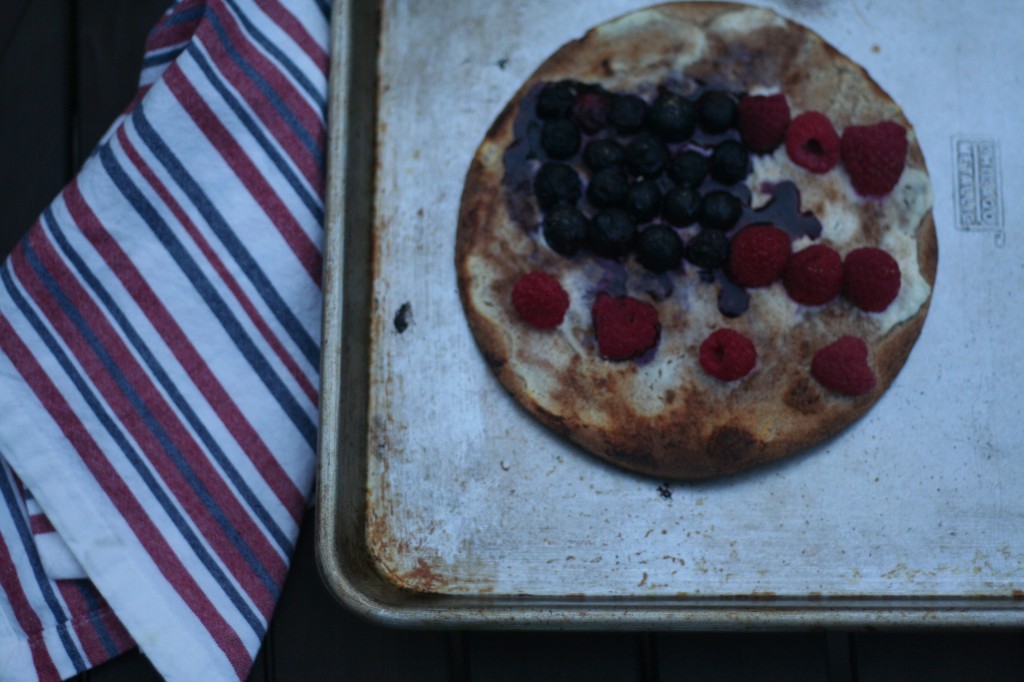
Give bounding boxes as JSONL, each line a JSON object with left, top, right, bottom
{"left": 611, "top": 447, "right": 658, "bottom": 470}
{"left": 784, "top": 376, "right": 823, "bottom": 415}
{"left": 918, "top": 213, "right": 939, "bottom": 284}
{"left": 706, "top": 426, "right": 758, "bottom": 463}
{"left": 691, "top": 26, "right": 806, "bottom": 92}
{"left": 532, "top": 403, "right": 575, "bottom": 440}
{"left": 482, "top": 346, "right": 507, "bottom": 372}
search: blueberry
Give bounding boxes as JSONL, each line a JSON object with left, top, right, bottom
{"left": 697, "top": 90, "right": 738, "bottom": 133}
{"left": 584, "top": 139, "right": 625, "bottom": 172}
{"left": 573, "top": 85, "right": 611, "bottom": 133}
{"left": 536, "top": 81, "right": 576, "bottom": 119}
{"left": 624, "top": 179, "right": 662, "bottom": 223}
{"left": 668, "top": 150, "right": 709, "bottom": 188}
{"left": 626, "top": 132, "right": 668, "bottom": 177}
{"left": 662, "top": 186, "right": 703, "bottom": 227}
{"left": 543, "top": 204, "right": 588, "bottom": 256}
{"left": 588, "top": 209, "right": 636, "bottom": 258}
{"left": 587, "top": 167, "right": 629, "bottom": 208}
{"left": 608, "top": 94, "right": 648, "bottom": 133}
{"left": 534, "top": 162, "right": 581, "bottom": 209}
{"left": 685, "top": 229, "right": 731, "bottom": 269}
{"left": 541, "top": 119, "right": 581, "bottom": 160}
{"left": 700, "top": 190, "right": 743, "bottom": 230}
{"left": 649, "top": 91, "right": 696, "bottom": 142}
{"left": 636, "top": 224, "right": 684, "bottom": 273}
{"left": 710, "top": 139, "right": 750, "bottom": 184}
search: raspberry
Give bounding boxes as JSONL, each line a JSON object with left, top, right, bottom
{"left": 592, "top": 293, "right": 660, "bottom": 361}
{"left": 783, "top": 244, "right": 843, "bottom": 306}
{"left": 700, "top": 329, "right": 757, "bottom": 381}
{"left": 785, "top": 111, "right": 840, "bottom": 173}
{"left": 843, "top": 247, "right": 901, "bottom": 312}
{"left": 728, "top": 224, "right": 792, "bottom": 288}
{"left": 841, "top": 121, "right": 908, "bottom": 196}
{"left": 511, "top": 272, "right": 569, "bottom": 329}
{"left": 737, "top": 93, "right": 790, "bottom": 153}
{"left": 811, "top": 336, "right": 876, "bottom": 396}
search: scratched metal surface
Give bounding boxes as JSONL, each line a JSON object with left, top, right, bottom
{"left": 318, "top": 0, "right": 1024, "bottom": 626}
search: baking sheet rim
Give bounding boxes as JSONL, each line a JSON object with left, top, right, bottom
{"left": 313, "top": 0, "right": 1024, "bottom": 628}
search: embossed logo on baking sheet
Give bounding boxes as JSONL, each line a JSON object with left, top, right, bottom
{"left": 952, "top": 137, "right": 1004, "bottom": 246}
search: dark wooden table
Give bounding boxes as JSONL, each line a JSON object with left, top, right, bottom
{"left": 2, "top": 2, "right": 1023, "bottom": 680}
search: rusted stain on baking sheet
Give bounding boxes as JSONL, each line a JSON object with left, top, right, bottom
{"left": 396, "top": 557, "right": 450, "bottom": 592}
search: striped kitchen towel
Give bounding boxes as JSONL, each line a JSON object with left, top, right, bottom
{"left": 0, "top": 0, "right": 329, "bottom": 679}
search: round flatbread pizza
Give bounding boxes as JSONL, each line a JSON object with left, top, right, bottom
{"left": 456, "top": 2, "right": 937, "bottom": 480}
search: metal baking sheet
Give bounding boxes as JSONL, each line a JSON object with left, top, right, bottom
{"left": 317, "top": 0, "right": 1024, "bottom": 627}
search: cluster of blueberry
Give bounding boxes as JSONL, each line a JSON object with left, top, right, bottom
{"left": 511, "top": 80, "right": 909, "bottom": 383}
{"left": 530, "top": 80, "right": 752, "bottom": 276}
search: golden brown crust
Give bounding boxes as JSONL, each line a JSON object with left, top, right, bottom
{"left": 456, "top": 2, "right": 937, "bottom": 480}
